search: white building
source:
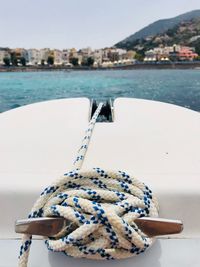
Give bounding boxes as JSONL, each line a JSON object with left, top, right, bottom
{"left": 115, "top": 48, "right": 127, "bottom": 58}
{"left": 92, "top": 49, "right": 103, "bottom": 65}
{"left": 80, "top": 47, "right": 92, "bottom": 57}
{"left": 144, "top": 49, "right": 157, "bottom": 62}
{"left": 53, "top": 49, "right": 63, "bottom": 65}
{"left": 62, "top": 49, "right": 70, "bottom": 64}
{"left": 27, "top": 49, "right": 41, "bottom": 65}
{"left": 78, "top": 47, "right": 92, "bottom": 65}
{"left": 69, "top": 48, "right": 78, "bottom": 59}
{"left": 39, "top": 48, "right": 50, "bottom": 63}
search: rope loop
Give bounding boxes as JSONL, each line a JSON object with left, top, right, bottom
{"left": 18, "top": 103, "right": 159, "bottom": 266}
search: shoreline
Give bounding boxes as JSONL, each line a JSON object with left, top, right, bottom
{"left": 1, "top": 62, "right": 200, "bottom": 72}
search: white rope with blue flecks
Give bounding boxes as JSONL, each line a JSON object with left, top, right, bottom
{"left": 18, "top": 103, "right": 159, "bottom": 267}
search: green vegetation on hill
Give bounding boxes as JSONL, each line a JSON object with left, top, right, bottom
{"left": 116, "top": 10, "right": 200, "bottom": 54}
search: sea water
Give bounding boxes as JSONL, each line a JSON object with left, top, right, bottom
{"left": 0, "top": 69, "right": 200, "bottom": 112}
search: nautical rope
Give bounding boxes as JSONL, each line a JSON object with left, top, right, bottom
{"left": 18, "top": 103, "right": 159, "bottom": 267}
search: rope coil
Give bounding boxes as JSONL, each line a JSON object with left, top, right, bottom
{"left": 18, "top": 103, "right": 159, "bottom": 267}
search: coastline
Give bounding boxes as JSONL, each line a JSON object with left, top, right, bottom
{"left": 1, "top": 62, "right": 200, "bottom": 72}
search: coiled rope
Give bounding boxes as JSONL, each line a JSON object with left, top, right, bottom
{"left": 18, "top": 103, "right": 159, "bottom": 267}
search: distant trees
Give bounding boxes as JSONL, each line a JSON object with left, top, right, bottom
{"left": 194, "top": 43, "right": 200, "bottom": 56}
{"left": 4, "top": 52, "right": 27, "bottom": 66}
{"left": 166, "top": 27, "right": 177, "bottom": 37}
{"left": 47, "top": 56, "right": 54, "bottom": 65}
{"left": 3, "top": 57, "right": 10, "bottom": 66}
{"left": 3, "top": 55, "right": 27, "bottom": 66}
{"left": 134, "top": 52, "right": 144, "bottom": 61}
{"left": 81, "top": 57, "right": 94, "bottom": 66}
{"left": 86, "top": 57, "right": 94, "bottom": 66}
{"left": 20, "top": 57, "right": 26, "bottom": 66}
{"left": 70, "top": 57, "right": 79, "bottom": 66}
{"left": 10, "top": 52, "right": 18, "bottom": 66}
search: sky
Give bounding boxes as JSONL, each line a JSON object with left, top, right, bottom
{"left": 1, "top": 0, "right": 200, "bottom": 49}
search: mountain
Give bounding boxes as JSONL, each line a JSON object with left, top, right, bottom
{"left": 124, "top": 18, "right": 200, "bottom": 55}
{"left": 116, "top": 10, "right": 200, "bottom": 50}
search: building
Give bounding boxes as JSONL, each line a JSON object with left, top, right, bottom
{"left": 39, "top": 48, "right": 50, "bottom": 63}
{"left": 108, "top": 49, "right": 119, "bottom": 62}
{"left": 177, "top": 47, "right": 198, "bottom": 61}
{"left": 0, "top": 49, "right": 10, "bottom": 65}
{"left": 62, "top": 49, "right": 70, "bottom": 64}
{"left": 69, "top": 48, "right": 78, "bottom": 59}
{"left": 101, "top": 48, "right": 128, "bottom": 63}
{"left": 10, "top": 48, "right": 28, "bottom": 62}
{"left": 78, "top": 47, "right": 92, "bottom": 65}
{"left": 79, "top": 47, "right": 92, "bottom": 57}
{"left": 122, "top": 50, "right": 136, "bottom": 60}
{"left": 92, "top": 49, "right": 103, "bottom": 66}
{"left": 144, "top": 47, "right": 170, "bottom": 61}
{"left": 53, "top": 49, "right": 63, "bottom": 65}
{"left": 27, "top": 49, "right": 41, "bottom": 65}
{"left": 115, "top": 48, "right": 127, "bottom": 59}
{"left": 144, "top": 49, "right": 157, "bottom": 62}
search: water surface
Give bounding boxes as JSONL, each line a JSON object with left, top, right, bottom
{"left": 0, "top": 69, "right": 200, "bottom": 112}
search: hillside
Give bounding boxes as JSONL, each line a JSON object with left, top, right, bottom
{"left": 116, "top": 10, "right": 200, "bottom": 53}
{"left": 132, "top": 18, "right": 200, "bottom": 54}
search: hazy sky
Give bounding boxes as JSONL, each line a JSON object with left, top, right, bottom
{"left": 1, "top": 0, "right": 200, "bottom": 49}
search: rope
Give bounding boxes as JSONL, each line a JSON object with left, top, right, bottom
{"left": 18, "top": 103, "right": 159, "bottom": 266}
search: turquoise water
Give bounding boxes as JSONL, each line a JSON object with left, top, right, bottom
{"left": 0, "top": 69, "right": 200, "bottom": 112}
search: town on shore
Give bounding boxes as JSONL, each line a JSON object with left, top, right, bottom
{"left": 0, "top": 44, "right": 200, "bottom": 70}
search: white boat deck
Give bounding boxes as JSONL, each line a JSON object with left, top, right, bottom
{"left": 83, "top": 98, "right": 200, "bottom": 238}
{"left": 0, "top": 97, "right": 200, "bottom": 266}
